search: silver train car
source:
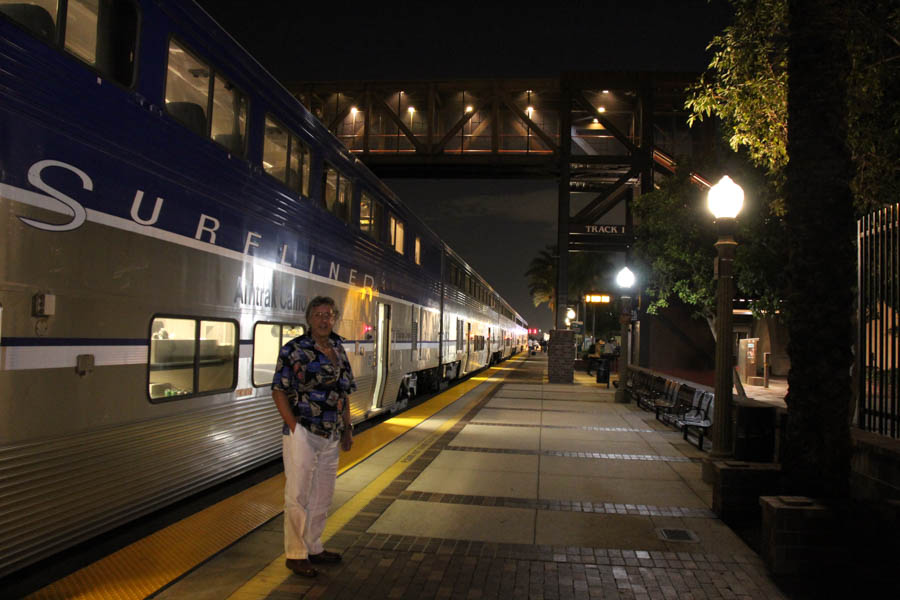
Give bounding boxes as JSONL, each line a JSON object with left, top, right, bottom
{"left": 0, "top": 0, "right": 527, "bottom": 577}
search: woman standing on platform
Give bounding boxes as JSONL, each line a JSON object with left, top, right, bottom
{"left": 271, "top": 296, "right": 356, "bottom": 578}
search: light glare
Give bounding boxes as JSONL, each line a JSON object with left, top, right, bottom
{"left": 707, "top": 175, "right": 744, "bottom": 219}
{"left": 616, "top": 267, "right": 635, "bottom": 289}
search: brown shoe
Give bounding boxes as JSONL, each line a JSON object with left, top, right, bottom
{"left": 285, "top": 558, "right": 318, "bottom": 577}
{"left": 308, "top": 550, "right": 342, "bottom": 564}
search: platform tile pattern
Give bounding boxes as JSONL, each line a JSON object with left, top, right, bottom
{"left": 163, "top": 354, "right": 785, "bottom": 599}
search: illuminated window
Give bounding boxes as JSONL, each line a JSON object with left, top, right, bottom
{"left": 165, "top": 40, "right": 209, "bottom": 137}
{"left": 0, "top": 0, "right": 58, "bottom": 41}
{"left": 414, "top": 236, "right": 421, "bottom": 265}
{"left": 149, "top": 316, "right": 237, "bottom": 401}
{"left": 389, "top": 214, "right": 404, "bottom": 254}
{"left": 263, "top": 116, "right": 288, "bottom": 182}
{"left": 0, "top": 0, "right": 137, "bottom": 86}
{"left": 289, "top": 137, "right": 310, "bottom": 196}
{"left": 360, "top": 192, "right": 382, "bottom": 238}
{"left": 252, "top": 322, "right": 304, "bottom": 387}
{"left": 323, "top": 163, "right": 351, "bottom": 223}
{"left": 164, "top": 39, "right": 247, "bottom": 154}
{"left": 211, "top": 74, "right": 247, "bottom": 156}
{"left": 263, "top": 115, "right": 309, "bottom": 195}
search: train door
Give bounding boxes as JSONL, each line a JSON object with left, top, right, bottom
{"left": 465, "top": 322, "right": 471, "bottom": 372}
{"left": 487, "top": 327, "right": 492, "bottom": 364}
{"left": 371, "top": 302, "right": 391, "bottom": 411}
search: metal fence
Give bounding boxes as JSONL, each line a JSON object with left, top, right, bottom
{"left": 858, "top": 204, "right": 900, "bottom": 438}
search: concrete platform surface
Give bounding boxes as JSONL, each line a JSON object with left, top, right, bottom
{"left": 156, "top": 353, "right": 787, "bottom": 599}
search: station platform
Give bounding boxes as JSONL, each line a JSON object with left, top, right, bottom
{"left": 25, "top": 353, "right": 785, "bottom": 599}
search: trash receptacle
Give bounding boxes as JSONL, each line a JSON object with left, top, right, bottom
{"left": 596, "top": 359, "right": 610, "bottom": 387}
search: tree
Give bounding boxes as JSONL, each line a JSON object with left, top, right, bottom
{"left": 525, "top": 246, "right": 613, "bottom": 329}
{"left": 782, "top": 0, "right": 854, "bottom": 499}
{"left": 638, "top": 0, "right": 897, "bottom": 332}
{"left": 632, "top": 167, "right": 718, "bottom": 331}
{"left": 525, "top": 246, "right": 558, "bottom": 314}
{"left": 633, "top": 159, "right": 787, "bottom": 338}
{"left": 686, "top": 0, "right": 900, "bottom": 214}
{"left": 685, "top": 0, "right": 789, "bottom": 203}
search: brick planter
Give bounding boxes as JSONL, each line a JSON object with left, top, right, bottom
{"left": 710, "top": 461, "right": 781, "bottom": 526}
{"left": 759, "top": 496, "right": 846, "bottom": 575}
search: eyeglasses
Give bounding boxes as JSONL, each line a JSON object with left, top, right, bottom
{"left": 310, "top": 311, "right": 335, "bottom": 321}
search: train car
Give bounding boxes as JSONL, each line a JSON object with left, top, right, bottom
{"left": 0, "top": 0, "right": 526, "bottom": 577}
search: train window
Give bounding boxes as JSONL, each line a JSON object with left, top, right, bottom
{"left": 210, "top": 74, "right": 247, "bottom": 156}
{"left": 289, "top": 137, "right": 310, "bottom": 196}
{"left": 323, "top": 166, "right": 336, "bottom": 211}
{"left": 252, "top": 322, "right": 305, "bottom": 387}
{"left": 64, "top": 0, "right": 96, "bottom": 63}
{"left": 339, "top": 175, "right": 352, "bottom": 218}
{"left": 263, "top": 115, "right": 310, "bottom": 196}
{"left": 198, "top": 320, "right": 237, "bottom": 393}
{"left": 322, "top": 164, "right": 350, "bottom": 223}
{"left": 414, "top": 236, "right": 421, "bottom": 265}
{"left": 263, "top": 116, "right": 288, "bottom": 182}
{"left": 165, "top": 40, "right": 210, "bottom": 137}
{"left": 389, "top": 215, "right": 404, "bottom": 254}
{"left": 359, "top": 192, "right": 382, "bottom": 239}
{"left": 0, "top": 0, "right": 137, "bottom": 86}
{"left": 0, "top": 0, "right": 57, "bottom": 42}
{"left": 148, "top": 316, "right": 237, "bottom": 401}
{"left": 65, "top": 0, "right": 137, "bottom": 86}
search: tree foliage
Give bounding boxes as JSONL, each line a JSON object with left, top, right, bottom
{"left": 635, "top": 156, "right": 788, "bottom": 333}
{"left": 686, "top": 0, "right": 788, "bottom": 203}
{"left": 525, "top": 246, "right": 558, "bottom": 314}
{"left": 632, "top": 168, "right": 718, "bottom": 325}
{"left": 686, "top": 0, "right": 900, "bottom": 215}
{"left": 637, "top": 0, "right": 898, "bottom": 326}
{"left": 525, "top": 246, "right": 613, "bottom": 316}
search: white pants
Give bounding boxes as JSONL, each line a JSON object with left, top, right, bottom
{"left": 282, "top": 425, "right": 340, "bottom": 559}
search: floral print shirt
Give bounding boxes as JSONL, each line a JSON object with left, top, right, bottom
{"left": 272, "top": 332, "right": 357, "bottom": 437}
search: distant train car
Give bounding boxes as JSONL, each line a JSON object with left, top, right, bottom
{"left": 0, "top": 0, "right": 527, "bottom": 577}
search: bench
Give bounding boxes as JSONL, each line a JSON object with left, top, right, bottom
{"left": 650, "top": 380, "right": 681, "bottom": 417}
{"left": 676, "top": 391, "right": 715, "bottom": 450}
{"left": 634, "top": 373, "right": 666, "bottom": 411}
{"left": 655, "top": 384, "right": 697, "bottom": 424}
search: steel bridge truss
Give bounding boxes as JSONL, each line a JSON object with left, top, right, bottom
{"left": 291, "top": 73, "right": 713, "bottom": 327}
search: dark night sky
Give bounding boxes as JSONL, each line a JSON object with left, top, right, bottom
{"left": 197, "top": 0, "right": 732, "bottom": 331}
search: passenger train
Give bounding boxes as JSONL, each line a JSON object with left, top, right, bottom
{"left": 0, "top": 0, "right": 527, "bottom": 577}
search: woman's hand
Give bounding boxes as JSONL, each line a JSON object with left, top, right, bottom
{"left": 340, "top": 427, "right": 353, "bottom": 451}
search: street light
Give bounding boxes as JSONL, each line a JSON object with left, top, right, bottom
{"left": 708, "top": 175, "right": 744, "bottom": 457}
{"left": 563, "top": 306, "right": 575, "bottom": 328}
{"left": 615, "top": 266, "right": 635, "bottom": 403}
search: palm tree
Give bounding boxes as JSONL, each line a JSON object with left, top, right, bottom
{"left": 525, "top": 245, "right": 614, "bottom": 319}
{"left": 525, "top": 246, "right": 558, "bottom": 313}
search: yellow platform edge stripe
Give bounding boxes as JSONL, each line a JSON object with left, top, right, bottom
{"left": 27, "top": 355, "right": 524, "bottom": 600}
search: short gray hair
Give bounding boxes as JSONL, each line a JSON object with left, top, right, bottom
{"left": 305, "top": 296, "right": 339, "bottom": 324}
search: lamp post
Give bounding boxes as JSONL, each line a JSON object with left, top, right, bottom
{"left": 615, "top": 266, "right": 635, "bottom": 403}
{"left": 707, "top": 176, "right": 744, "bottom": 457}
